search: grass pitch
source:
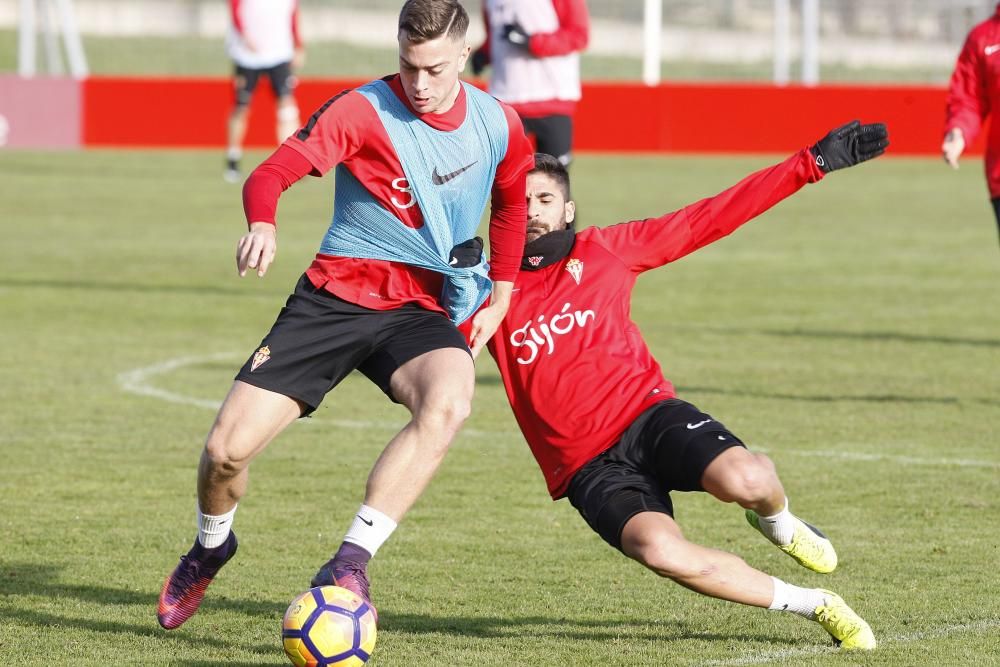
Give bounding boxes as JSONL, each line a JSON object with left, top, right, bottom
{"left": 1, "top": 149, "right": 998, "bottom": 665}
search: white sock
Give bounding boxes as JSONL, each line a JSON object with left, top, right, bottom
{"left": 226, "top": 147, "right": 242, "bottom": 162}
{"left": 768, "top": 577, "right": 825, "bottom": 620}
{"left": 197, "top": 504, "right": 237, "bottom": 549}
{"left": 755, "top": 497, "right": 795, "bottom": 546}
{"left": 342, "top": 504, "right": 397, "bottom": 557}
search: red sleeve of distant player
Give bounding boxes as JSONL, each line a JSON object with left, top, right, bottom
{"left": 282, "top": 89, "right": 372, "bottom": 176}
{"left": 592, "top": 148, "right": 825, "bottom": 272}
{"left": 944, "top": 28, "right": 989, "bottom": 145}
{"left": 242, "top": 144, "right": 314, "bottom": 226}
{"left": 230, "top": 0, "right": 244, "bottom": 35}
{"left": 487, "top": 105, "right": 533, "bottom": 282}
{"left": 291, "top": 0, "right": 302, "bottom": 48}
{"left": 528, "top": 0, "right": 590, "bottom": 57}
{"left": 474, "top": 0, "right": 491, "bottom": 65}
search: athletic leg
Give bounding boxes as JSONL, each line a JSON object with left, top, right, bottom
{"left": 198, "top": 380, "right": 305, "bottom": 514}
{"left": 620, "top": 512, "right": 875, "bottom": 649}
{"left": 225, "top": 64, "right": 257, "bottom": 182}
{"left": 312, "top": 347, "right": 474, "bottom": 615}
{"left": 701, "top": 447, "right": 838, "bottom": 573}
{"left": 268, "top": 63, "right": 300, "bottom": 142}
{"left": 525, "top": 114, "right": 574, "bottom": 167}
{"left": 366, "top": 347, "right": 474, "bottom": 517}
{"left": 159, "top": 381, "right": 304, "bottom": 630}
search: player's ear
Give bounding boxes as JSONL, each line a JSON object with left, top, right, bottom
{"left": 564, "top": 200, "right": 576, "bottom": 225}
{"left": 458, "top": 43, "right": 471, "bottom": 70}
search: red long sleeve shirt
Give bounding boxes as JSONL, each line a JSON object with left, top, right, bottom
{"left": 476, "top": 0, "right": 590, "bottom": 118}
{"left": 243, "top": 75, "right": 533, "bottom": 314}
{"left": 944, "top": 4, "right": 1000, "bottom": 197}
{"left": 488, "top": 149, "right": 825, "bottom": 498}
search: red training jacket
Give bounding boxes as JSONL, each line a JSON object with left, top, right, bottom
{"left": 488, "top": 149, "right": 825, "bottom": 498}
{"left": 944, "top": 3, "right": 1000, "bottom": 197}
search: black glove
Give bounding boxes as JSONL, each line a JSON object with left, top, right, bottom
{"left": 471, "top": 49, "right": 489, "bottom": 76}
{"left": 449, "top": 236, "right": 484, "bottom": 268}
{"left": 502, "top": 22, "right": 530, "bottom": 48}
{"left": 810, "top": 120, "right": 889, "bottom": 173}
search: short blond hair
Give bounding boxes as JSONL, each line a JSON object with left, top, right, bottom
{"left": 398, "top": 0, "right": 470, "bottom": 43}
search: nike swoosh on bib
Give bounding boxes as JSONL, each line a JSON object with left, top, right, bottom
{"left": 432, "top": 161, "right": 478, "bottom": 185}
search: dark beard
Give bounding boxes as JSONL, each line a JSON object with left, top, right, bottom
{"left": 521, "top": 227, "right": 576, "bottom": 271}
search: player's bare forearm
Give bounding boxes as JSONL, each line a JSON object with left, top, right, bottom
{"left": 236, "top": 221, "right": 277, "bottom": 277}
{"left": 468, "top": 281, "right": 513, "bottom": 358}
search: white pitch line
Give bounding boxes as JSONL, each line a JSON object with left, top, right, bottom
{"left": 778, "top": 448, "right": 1000, "bottom": 470}
{"left": 116, "top": 353, "right": 495, "bottom": 436}
{"left": 116, "top": 353, "right": 233, "bottom": 411}
{"left": 117, "top": 354, "right": 1000, "bottom": 467}
{"left": 695, "top": 618, "right": 1000, "bottom": 666}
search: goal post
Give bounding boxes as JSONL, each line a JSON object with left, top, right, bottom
{"left": 17, "top": 0, "right": 89, "bottom": 78}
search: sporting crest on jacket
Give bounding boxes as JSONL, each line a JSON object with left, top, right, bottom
{"left": 565, "top": 258, "right": 583, "bottom": 284}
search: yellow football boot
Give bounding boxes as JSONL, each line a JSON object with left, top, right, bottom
{"left": 746, "top": 510, "right": 838, "bottom": 573}
{"left": 814, "top": 589, "right": 877, "bottom": 650}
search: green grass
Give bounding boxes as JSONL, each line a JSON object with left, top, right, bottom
{"left": 1, "top": 149, "right": 999, "bottom": 665}
{"left": 0, "top": 30, "right": 953, "bottom": 83}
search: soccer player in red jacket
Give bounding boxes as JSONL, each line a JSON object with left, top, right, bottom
{"left": 471, "top": 0, "right": 589, "bottom": 166}
{"left": 486, "top": 121, "right": 888, "bottom": 650}
{"left": 943, "top": 2, "right": 1000, "bottom": 243}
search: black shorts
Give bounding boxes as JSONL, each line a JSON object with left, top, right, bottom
{"left": 234, "top": 275, "right": 470, "bottom": 414}
{"left": 233, "top": 61, "right": 296, "bottom": 106}
{"left": 522, "top": 114, "right": 573, "bottom": 166}
{"left": 565, "top": 399, "right": 745, "bottom": 551}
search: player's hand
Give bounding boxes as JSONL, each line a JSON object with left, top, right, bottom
{"left": 942, "top": 127, "right": 965, "bottom": 170}
{"left": 237, "top": 222, "right": 277, "bottom": 277}
{"left": 502, "top": 22, "right": 530, "bottom": 48}
{"left": 810, "top": 120, "right": 889, "bottom": 173}
{"left": 243, "top": 36, "right": 259, "bottom": 53}
{"left": 468, "top": 301, "right": 507, "bottom": 358}
{"left": 448, "top": 236, "right": 484, "bottom": 268}
{"left": 470, "top": 49, "right": 489, "bottom": 76}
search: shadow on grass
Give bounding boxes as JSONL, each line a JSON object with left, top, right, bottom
{"left": 377, "top": 611, "right": 797, "bottom": 647}
{"left": 0, "top": 560, "right": 279, "bottom": 654}
{"left": 1, "top": 562, "right": 796, "bottom": 654}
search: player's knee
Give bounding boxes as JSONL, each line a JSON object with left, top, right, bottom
{"left": 728, "top": 459, "right": 779, "bottom": 505}
{"left": 277, "top": 103, "right": 299, "bottom": 122}
{"left": 631, "top": 534, "right": 706, "bottom": 580}
{"left": 707, "top": 450, "right": 779, "bottom": 505}
{"left": 417, "top": 392, "right": 471, "bottom": 433}
{"left": 203, "top": 421, "right": 254, "bottom": 475}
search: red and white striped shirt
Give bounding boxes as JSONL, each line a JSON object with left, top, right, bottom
{"left": 227, "top": 0, "right": 301, "bottom": 69}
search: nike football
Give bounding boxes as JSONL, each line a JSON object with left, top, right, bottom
{"left": 282, "top": 586, "right": 377, "bottom": 667}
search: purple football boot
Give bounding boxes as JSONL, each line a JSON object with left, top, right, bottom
{"left": 157, "top": 532, "right": 238, "bottom": 630}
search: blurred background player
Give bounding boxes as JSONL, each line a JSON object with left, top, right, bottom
{"left": 471, "top": 0, "right": 589, "bottom": 166}
{"left": 157, "top": 0, "right": 533, "bottom": 632}
{"left": 487, "top": 120, "right": 889, "bottom": 651}
{"left": 224, "top": 0, "right": 305, "bottom": 183}
{"left": 942, "top": 2, "right": 1000, "bottom": 244}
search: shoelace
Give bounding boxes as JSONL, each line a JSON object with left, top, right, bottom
{"left": 788, "top": 526, "right": 824, "bottom": 560}
{"left": 818, "top": 605, "right": 857, "bottom": 637}
{"left": 334, "top": 562, "right": 371, "bottom": 599}
{"left": 167, "top": 556, "right": 203, "bottom": 593}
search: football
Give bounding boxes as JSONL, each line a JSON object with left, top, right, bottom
{"left": 282, "top": 586, "right": 377, "bottom": 667}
